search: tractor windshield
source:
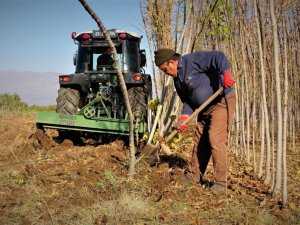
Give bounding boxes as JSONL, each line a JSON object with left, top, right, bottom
{"left": 75, "top": 39, "right": 140, "bottom": 73}
{"left": 75, "top": 44, "right": 122, "bottom": 73}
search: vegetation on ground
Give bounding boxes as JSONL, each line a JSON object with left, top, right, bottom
{"left": 0, "top": 93, "right": 55, "bottom": 112}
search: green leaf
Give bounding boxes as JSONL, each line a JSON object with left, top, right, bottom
{"left": 15, "top": 177, "right": 25, "bottom": 185}
{"left": 169, "top": 114, "right": 177, "bottom": 121}
{"left": 148, "top": 99, "right": 161, "bottom": 110}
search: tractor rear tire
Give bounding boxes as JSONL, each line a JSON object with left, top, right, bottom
{"left": 128, "top": 86, "right": 148, "bottom": 117}
{"left": 128, "top": 84, "right": 153, "bottom": 133}
{"left": 56, "top": 87, "right": 82, "bottom": 114}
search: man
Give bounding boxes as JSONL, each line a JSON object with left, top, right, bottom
{"left": 97, "top": 47, "right": 114, "bottom": 67}
{"left": 154, "top": 48, "right": 236, "bottom": 191}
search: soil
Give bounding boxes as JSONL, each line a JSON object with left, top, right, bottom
{"left": 0, "top": 112, "right": 299, "bottom": 225}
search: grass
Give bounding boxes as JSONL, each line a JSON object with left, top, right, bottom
{"left": 96, "top": 170, "right": 149, "bottom": 193}
{"left": 220, "top": 203, "right": 275, "bottom": 225}
{"left": 45, "top": 191, "right": 155, "bottom": 225}
{"left": 96, "top": 170, "right": 124, "bottom": 191}
{"left": 90, "top": 191, "right": 155, "bottom": 224}
{"left": 193, "top": 201, "right": 276, "bottom": 225}
{"left": 124, "top": 174, "right": 149, "bottom": 192}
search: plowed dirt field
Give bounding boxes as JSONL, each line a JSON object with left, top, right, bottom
{"left": 0, "top": 112, "right": 299, "bottom": 224}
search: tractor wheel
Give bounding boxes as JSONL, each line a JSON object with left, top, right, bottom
{"left": 128, "top": 84, "right": 153, "bottom": 133}
{"left": 56, "top": 87, "right": 82, "bottom": 114}
{"left": 128, "top": 86, "right": 148, "bottom": 118}
{"left": 55, "top": 87, "right": 84, "bottom": 144}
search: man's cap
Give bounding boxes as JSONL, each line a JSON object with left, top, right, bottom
{"left": 154, "top": 48, "right": 176, "bottom": 66}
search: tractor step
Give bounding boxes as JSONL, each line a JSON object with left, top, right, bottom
{"left": 36, "top": 112, "right": 146, "bottom": 136}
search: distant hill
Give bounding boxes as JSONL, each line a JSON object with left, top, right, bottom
{"left": 0, "top": 70, "right": 60, "bottom": 106}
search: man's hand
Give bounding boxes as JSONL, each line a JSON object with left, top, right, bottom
{"left": 223, "top": 70, "right": 235, "bottom": 88}
{"left": 177, "top": 115, "right": 189, "bottom": 132}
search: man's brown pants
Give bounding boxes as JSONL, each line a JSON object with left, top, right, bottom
{"left": 186, "top": 92, "right": 236, "bottom": 185}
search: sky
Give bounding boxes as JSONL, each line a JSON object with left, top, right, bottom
{"left": 0, "top": 0, "right": 151, "bottom": 74}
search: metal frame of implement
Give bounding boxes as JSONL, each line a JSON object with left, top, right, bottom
{"left": 36, "top": 112, "right": 146, "bottom": 136}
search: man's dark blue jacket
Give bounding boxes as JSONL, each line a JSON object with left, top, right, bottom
{"left": 174, "top": 51, "right": 234, "bottom": 115}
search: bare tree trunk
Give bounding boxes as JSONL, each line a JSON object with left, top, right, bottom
{"left": 78, "top": 0, "right": 136, "bottom": 176}
{"left": 289, "top": 8, "right": 299, "bottom": 152}
{"left": 241, "top": 27, "right": 250, "bottom": 163}
{"left": 282, "top": 8, "right": 288, "bottom": 206}
{"left": 269, "top": 84, "right": 275, "bottom": 192}
{"left": 252, "top": 50, "right": 257, "bottom": 173}
{"left": 254, "top": 0, "right": 272, "bottom": 185}
{"left": 176, "top": 1, "right": 192, "bottom": 52}
{"left": 258, "top": 101, "right": 265, "bottom": 179}
{"left": 184, "top": 3, "right": 195, "bottom": 54}
{"left": 237, "top": 20, "right": 246, "bottom": 159}
{"left": 270, "top": 0, "right": 283, "bottom": 195}
{"left": 228, "top": 17, "right": 240, "bottom": 156}
{"left": 139, "top": 1, "right": 159, "bottom": 99}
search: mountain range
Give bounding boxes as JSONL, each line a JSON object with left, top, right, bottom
{"left": 0, "top": 70, "right": 60, "bottom": 106}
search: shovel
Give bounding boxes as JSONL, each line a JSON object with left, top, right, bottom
{"left": 141, "top": 71, "right": 242, "bottom": 164}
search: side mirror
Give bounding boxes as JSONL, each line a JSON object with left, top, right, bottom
{"left": 140, "top": 50, "right": 146, "bottom": 67}
{"left": 73, "top": 52, "right": 77, "bottom": 66}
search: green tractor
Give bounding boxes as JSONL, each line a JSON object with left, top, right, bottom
{"left": 36, "top": 29, "right": 152, "bottom": 144}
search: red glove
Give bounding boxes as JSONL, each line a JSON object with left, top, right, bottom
{"left": 223, "top": 70, "right": 235, "bottom": 88}
{"left": 177, "top": 115, "right": 189, "bottom": 132}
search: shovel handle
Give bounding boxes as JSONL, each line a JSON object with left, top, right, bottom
{"left": 165, "top": 71, "right": 242, "bottom": 142}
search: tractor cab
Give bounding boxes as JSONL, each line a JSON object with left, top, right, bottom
{"left": 72, "top": 29, "right": 146, "bottom": 83}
